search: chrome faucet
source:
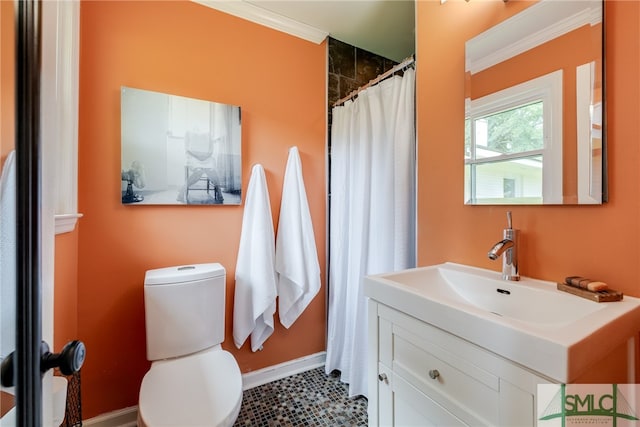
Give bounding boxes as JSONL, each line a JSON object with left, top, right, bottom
{"left": 488, "top": 211, "right": 519, "bottom": 281}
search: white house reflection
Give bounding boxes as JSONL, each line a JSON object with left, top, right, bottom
{"left": 121, "top": 86, "right": 241, "bottom": 205}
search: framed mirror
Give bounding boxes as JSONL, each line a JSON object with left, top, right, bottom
{"left": 121, "top": 86, "right": 242, "bottom": 205}
{"left": 464, "top": 0, "right": 604, "bottom": 205}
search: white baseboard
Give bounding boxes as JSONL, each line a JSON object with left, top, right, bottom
{"left": 82, "top": 406, "right": 137, "bottom": 427}
{"left": 82, "top": 351, "right": 326, "bottom": 426}
{"left": 241, "top": 351, "right": 326, "bottom": 390}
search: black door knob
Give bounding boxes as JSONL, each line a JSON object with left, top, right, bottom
{"left": 41, "top": 340, "right": 86, "bottom": 376}
{"left": 0, "top": 340, "right": 86, "bottom": 387}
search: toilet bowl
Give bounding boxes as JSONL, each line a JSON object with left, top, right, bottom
{"left": 138, "top": 346, "right": 242, "bottom": 427}
{"left": 138, "top": 263, "right": 242, "bottom": 427}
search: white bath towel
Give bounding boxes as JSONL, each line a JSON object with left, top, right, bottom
{"left": 0, "top": 151, "right": 16, "bottom": 357}
{"left": 233, "top": 164, "right": 278, "bottom": 352}
{"left": 275, "top": 147, "right": 321, "bottom": 329}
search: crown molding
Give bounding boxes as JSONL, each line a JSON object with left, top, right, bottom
{"left": 192, "top": 0, "right": 328, "bottom": 44}
{"left": 466, "top": 0, "right": 602, "bottom": 74}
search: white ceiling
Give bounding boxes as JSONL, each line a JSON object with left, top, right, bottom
{"left": 195, "top": 0, "right": 415, "bottom": 62}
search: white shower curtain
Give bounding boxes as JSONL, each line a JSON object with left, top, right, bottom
{"left": 325, "top": 68, "right": 416, "bottom": 398}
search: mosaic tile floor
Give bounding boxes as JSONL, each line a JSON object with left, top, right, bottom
{"left": 233, "top": 368, "right": 368, "bottom": 427}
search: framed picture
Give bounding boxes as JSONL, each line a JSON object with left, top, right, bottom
{"left": 121, "top": 86, "right": 242, "bottom": 205}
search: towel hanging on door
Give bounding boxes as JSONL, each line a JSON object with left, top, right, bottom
{"left": 233, "top": 164, "right": 278, "bottom": 351}
{"left": 275, "top": 147, "right": 321, "bottom": 328}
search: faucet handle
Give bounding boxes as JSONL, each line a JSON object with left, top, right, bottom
{"left": 506, "top": 211, "right": 512, "bottom": 229}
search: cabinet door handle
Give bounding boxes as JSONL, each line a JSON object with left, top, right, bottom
{"left": 378, "top": 373, "right": 388, "bottom": 383}
{"left": 428, "top": 369, "right": 440, "bottom": 380}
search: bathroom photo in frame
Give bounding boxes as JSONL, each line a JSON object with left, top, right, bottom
{"left": 121, "top": 86, "right": 242, "bottom": 205}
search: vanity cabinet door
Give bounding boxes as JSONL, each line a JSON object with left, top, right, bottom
{"left": 376, "top": 363, "right": 393, "bottom": 426}
{"left": 499, "top": 379, "right": 537, "bottom": 427}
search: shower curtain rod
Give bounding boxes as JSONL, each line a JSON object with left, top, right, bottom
{"left": 333, "top": 55, "right": 415, "bottom": 107}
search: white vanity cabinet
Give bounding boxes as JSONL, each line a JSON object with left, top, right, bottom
{"left": 368, "top": 301, "right": 553, "bottom": 427}
{"left": 364, "top": 263, "right": 640, "bottom": 426}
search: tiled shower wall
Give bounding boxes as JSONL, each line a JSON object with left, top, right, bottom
{"left": 327, "top": 37, "right": 398, "bottom": 122}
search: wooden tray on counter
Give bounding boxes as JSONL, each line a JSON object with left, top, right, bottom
{"left": 557, "top": 282, "right": 623, "bottom": 302}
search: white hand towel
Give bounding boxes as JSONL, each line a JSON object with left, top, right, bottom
{"left": 275, "top": 147, "right": 321, "bottom": 329}
{"left": 1, "top": 151, "right": 16, "bottom": 357}
{"left": 233, "top": 164, "right": 278, "bottom": 352}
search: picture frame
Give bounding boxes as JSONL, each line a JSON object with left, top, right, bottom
{"left": 121, "top": 86, "right": 242, "bottom": 205}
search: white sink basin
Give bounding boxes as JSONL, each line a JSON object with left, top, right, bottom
{"left": 364, "top": 262, "right": 640, "bottom": 382}
{"left": 435, "top": 264, "right": 603, "bottom": 324}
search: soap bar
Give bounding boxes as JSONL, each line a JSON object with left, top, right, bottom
{"left": 565, "top": 276, "right": 609, "bottom": 292}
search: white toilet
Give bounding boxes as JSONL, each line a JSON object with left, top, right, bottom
{"left": 138, "top": 263, "right": 243, "bottom": 427}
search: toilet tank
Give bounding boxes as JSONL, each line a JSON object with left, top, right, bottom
{"left": 144, "top": 263, "right": 226, "bottom": 361}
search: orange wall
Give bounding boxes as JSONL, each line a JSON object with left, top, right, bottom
{"left": 469, "top": 25, "right": 597, "bottom": 100}
{"left": 418, "top": 0, "right": 640, "bottom": 378}
{"left": 1, "top": 0, "right": 15, "bottom": 163}
{"left": 77, "top": 0, "right": 326, "bottom": 418}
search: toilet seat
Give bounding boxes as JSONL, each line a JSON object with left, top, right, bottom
{"left": 139, "top": 347, "right": 242, "bottom": 427}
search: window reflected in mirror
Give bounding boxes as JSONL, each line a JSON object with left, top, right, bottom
{"left": 465, "top": 70, "right": 562, "bottom": 204}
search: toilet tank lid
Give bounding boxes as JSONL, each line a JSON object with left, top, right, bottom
{"left": 144, "top": 263, "right": 225, "bottom": 286}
